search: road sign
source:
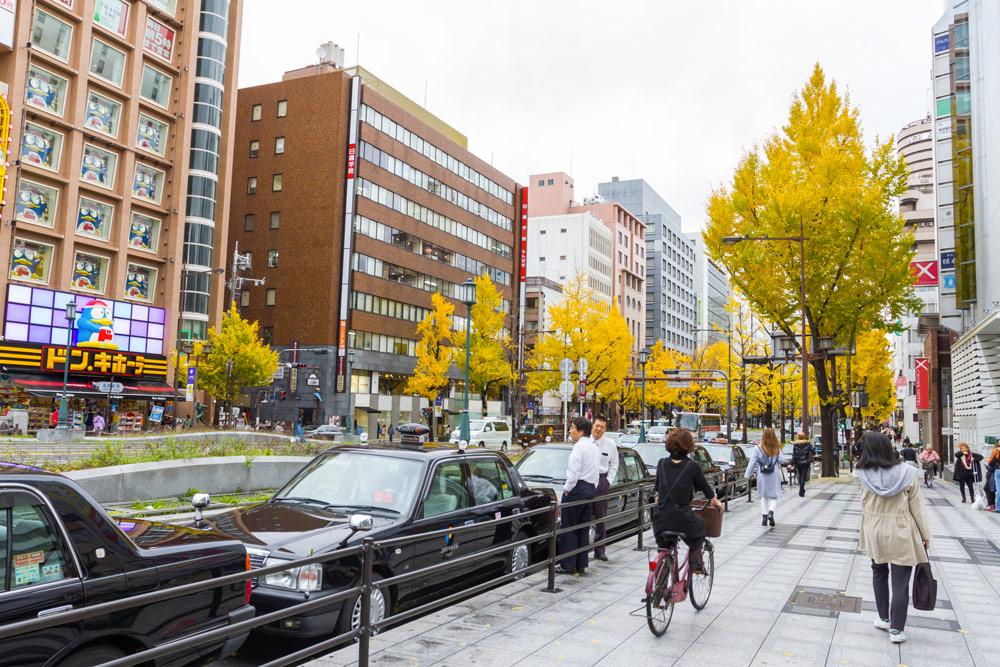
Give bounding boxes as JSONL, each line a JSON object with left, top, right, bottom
{"left": 577, "top": 357, "right": 589, "bottom": 377}
{"left": 559, "top": 358, "right": 574, "bottom": 378}
{"left": 273, "top": 366, "right": 284, "bottom": 380}
{"left": 559, "top": 380, "right": 574, "bottom": 400}
{"left": 578, "top": 379, "right": 586, "bottom": 400}
{"left": 527, "top": 400, "right": 536, "bottom": 410}
{"left": 93, "top": 381, "right": 124, "bottom": 393}
{"left": 307, "top": 373, "right": 319, "bottom": 387}
{"left": 185, "top": 383, "right": 195, "bottom": 402}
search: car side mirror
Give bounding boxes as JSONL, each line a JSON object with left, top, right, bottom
{"left": 349, "top": 513, "right": 373, "bottom": 532}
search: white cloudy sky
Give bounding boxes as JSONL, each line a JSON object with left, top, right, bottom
{"left": 239, "top": 0, "right": 944, "bottom": 232}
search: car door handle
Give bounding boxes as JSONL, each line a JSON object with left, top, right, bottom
{"left": 37, "top": 605, "right": 73, "bottom": 618}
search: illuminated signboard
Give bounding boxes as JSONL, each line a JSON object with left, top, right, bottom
{"left": 4, "top": 285, "right": 165, "bottom": 354}
{"left": 0, "top": 342, "right": 167, "bottom": 379}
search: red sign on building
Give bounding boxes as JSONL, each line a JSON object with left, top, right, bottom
{"left": 143, "top": 17, "right": 175, "bottom": 62}
{"left": 915, "top": 357, "right": 930, "bottom": 410}
{"left": 519, "top": 187, "right": 528, "bottom": 283}
{"left": 911, "top": 260, "right": 938, "bottom": 286}
{"left": 346, "top": 143, "right": 357, "bottom": 180}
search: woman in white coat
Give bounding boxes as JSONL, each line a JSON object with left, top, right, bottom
{"left": 855, "top": 431, "right": 931, "bottom": 644}
{"left": 744, "top": 427, "right": 785, "bottom": 527}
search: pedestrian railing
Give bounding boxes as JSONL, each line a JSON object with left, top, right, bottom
{"left": 0, "top": 475, "right": 753, "bottom": 667}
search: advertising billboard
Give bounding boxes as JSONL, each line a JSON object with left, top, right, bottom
{"left": 910, "top": 260, "right": 938, "bottom": 286}
{"left": 915, "top": 358, "right": 930, "bottom": 411}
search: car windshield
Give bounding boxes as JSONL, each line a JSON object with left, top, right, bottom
{"left": 703, "top": 445, "right": 734, "bottom": 463}
{"left": 782, "top": 444, "right": 795, "bottom": 457}
{"left": 274, "top": 451, "right": 423, "bottom": 515}
{"left": 648, "top": 426, "right": 668, "bottom": 435}
{"left": 633, "top": 443, "right": 668, "bottom": 468}
{"left": 468, "top": 421, "right": 485, "bottom": 432}
{"left": 516, "top": 448, "right": 571, "bottom": 481}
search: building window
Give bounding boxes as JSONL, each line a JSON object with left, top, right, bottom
{"left": 243, "top": 214, "right": 254, "bottom": 231}
{"left": 139, "top": 64, "right": 172, "bottom": 108}
{"left": 267, "top": 249, "right": 278, "bottom": 268}
{"left": 269, "top": 211, "right": 280, "bottom": 229}
{"left": 31, "top": 9, "right": 72, "bottom": 62}
{"left": 547, "top": 178, "right": 554, "bottom": 185}
{"left": 560, "top": 228, "right": 566, "bottom": 233}
{"left": 249, "top": 140, "right": 260, "bottom": 158}
{"left": 265, "top": 288, "right": 276, "bottom": 306}
{"left": 247, "top": 177, "right": 257, "bottom": 194}
{"left": 559, "top": 255, "right": 566, "bottom": 260}
{"left": 251, "top": 104, "right": 262, "bottom": 121}
{"left": 537, "top": 179, "right": 544, "bottom": 186}
{"left": 539, "top": 229, "right": 546, "bottom": 235}
{"left": 272, "top": 174, "right": 282, "bottom": 191}
{"left": 275, "top": 136, "right": 285, "bottom": 154}
{"left": 277, "top": 100, "right": 287, "bottom": 117}
{"left": 262, "top": 326, "right": 273, "bottom": 344}
{"left": 90, "top": 39, "right": 127, "bottom": 87}
{"left": 539, "top": 256, "right": 546, "bottom": 262}
{"left": 240, "top": 290, "right": 250, "bottom": 307}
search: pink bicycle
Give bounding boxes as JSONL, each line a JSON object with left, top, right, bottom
{"left": 645, "top": 531, "right": 714, "bottom": 636}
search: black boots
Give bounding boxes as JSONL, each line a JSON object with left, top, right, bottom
{"left": 768, "top": 511, "right": 775, "bottom": 527}
{"left": 762, "top": 514, "right": 768, "bottom": 526}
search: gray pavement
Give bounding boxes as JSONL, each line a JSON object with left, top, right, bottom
{"left": 306, "top": 471, "right": 999, "bottom": 667}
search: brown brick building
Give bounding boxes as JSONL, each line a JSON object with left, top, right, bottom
{"left": 231, "top": 57, "right": 522, "bottom": 430}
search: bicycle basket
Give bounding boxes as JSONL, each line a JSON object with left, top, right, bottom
{"left": 691, "top": 500, "right": 723, "bottom": 538}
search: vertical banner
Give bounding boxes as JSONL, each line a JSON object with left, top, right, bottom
{"left": 337, "top": 75, "right": 362, "bottom": 393}
{"left": 915, "top": 358, "right": 930, "bottom": 410}
{"left": 519, "top": 187, "right": 528, "bottom": 284}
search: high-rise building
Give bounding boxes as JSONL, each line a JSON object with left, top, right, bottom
{"left": 524, "top": 211, "right": 613, "bottom": 305}
{"left": 892, "top": 117, "right": 946, "bottom": 446}
{"left": 229, "top": 57, "right": 521, "bottom": 432}
{"left": 0, "top": 0, "right": 242, "bottom": 432}
{"left": 598, "top": 177, "right": 696, "bottom": 355}
{"left": 689, "top": 235, "right": 730, "bottom": 349}
{"left": 938, "top": 0, "right": 1000, "bottom": 448}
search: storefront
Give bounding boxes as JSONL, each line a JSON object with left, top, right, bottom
{"left": 1, "top": 286, "right": 170, "bottom": 433}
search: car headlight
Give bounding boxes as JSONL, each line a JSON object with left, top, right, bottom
{"left": 261, "top": 559, "right": 323, "bottom": 592}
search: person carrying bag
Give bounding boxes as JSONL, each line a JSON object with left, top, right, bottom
{"left": 855, "top": 431, "right": 932, "bottom": 644}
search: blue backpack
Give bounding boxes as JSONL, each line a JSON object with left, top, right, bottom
{"left": 758, "top": 447, "right": 777, "bottom": 474}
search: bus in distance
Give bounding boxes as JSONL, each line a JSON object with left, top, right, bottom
{"left": 677, "top": 412, "right": 724, "bottom": 440}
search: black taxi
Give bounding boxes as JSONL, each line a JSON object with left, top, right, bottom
{"left": 201, "top": 445, "right": 553, "bottom": 638}
{"left": 0, "top": 464, "right": 253, "bottom": 666}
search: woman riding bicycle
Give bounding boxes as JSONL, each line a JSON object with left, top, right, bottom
{"left": 653, "top": 428, "right": 723, "bottom": 573}
{"left": 917, "top": 444, "right": 940, "bottom": 486}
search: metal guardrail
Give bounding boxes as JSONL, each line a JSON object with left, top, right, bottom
{"left": 0, "top": 471, "right": 753, "bottom": 667}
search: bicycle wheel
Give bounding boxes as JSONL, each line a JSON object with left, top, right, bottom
{"left": 689, "top": 541, "right": 714, "bottom": 610}
{"left": 646, "top": 556, "right": 675, "bottom": 636}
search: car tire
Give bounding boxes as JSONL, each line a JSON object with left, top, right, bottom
{"left": 338, "top": 573, "right": 389, "bottom": 637}
{"left": 509, "top": 529, "right": 532, "bottom": 579}
{"left": 60, "top": 644, "right": 126, "bottom": 667}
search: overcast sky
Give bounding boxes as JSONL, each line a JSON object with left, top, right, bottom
{"left": 239, "top": 0, "right": 944, "bottom": 232}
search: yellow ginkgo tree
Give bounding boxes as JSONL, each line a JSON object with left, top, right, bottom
{"left": 455, "top": 275, "right": 515, "bottom": 415}
{"left": 405, "top": 293, "right": 455, "bottom": 404}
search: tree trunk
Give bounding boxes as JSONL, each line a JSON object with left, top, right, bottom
{"left": 812, "top": 357, "right": 837, "bottom": 477}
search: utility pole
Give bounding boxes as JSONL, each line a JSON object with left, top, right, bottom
{"left": 228, "top": 242, "right": 266, "bottom": 310}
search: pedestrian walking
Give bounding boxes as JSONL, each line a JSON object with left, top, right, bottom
{"left": 953, "top": 442, "right": 983, "bottom": 504}
{"left": 388, "top": 423, "right": 396, "bottom": 442}
{"left": 983, "top": 444, "right": 1000, "bottom": 511}
{"left": 791, "top": 432, "right": 813, "bottom": 497}
{"left": 652, "top": 428, "right": 723, "bottom": 573}
{"left": 900, "top": 442, "right": 918, "bottom": 467}
{"left": 590, "top": 415, "right": 618, "bottom": 561}
{"left": 855, "top": 431, "right": 931, "bottom": 644}
{"left": 557, "top": 416, "right": 600, "bottom": 575}
{"left": 92, "top": 413, "right": 105, "bottom": 437}
{"left": 745, "top": 427, "right": 786, "bottom": 526}
{"left": 85, "top": 410, "right": 95, "bottom": 434}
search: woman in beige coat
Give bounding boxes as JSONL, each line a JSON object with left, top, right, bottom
{"left": 855, "top": 431, "right": 931, "bottom": 645}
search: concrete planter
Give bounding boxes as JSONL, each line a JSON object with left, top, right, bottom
{"left": 65, "top": 455, "right": 312, "bottom": 503}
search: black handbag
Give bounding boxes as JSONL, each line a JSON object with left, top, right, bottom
{"left": 912, "top": 555, "right": 937, "bottom": 611}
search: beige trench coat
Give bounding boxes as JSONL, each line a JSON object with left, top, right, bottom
{"left": 858, "top": 471, "right": 931, "bottom": 566}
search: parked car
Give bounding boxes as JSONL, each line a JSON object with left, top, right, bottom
{"left": 646, "top": 426, "right": 670, "bottom": 443}
{"left": 516, "top": 422, "right": 560, "bottom": 448}
{"left": 812, "top": 436, "right": 843, "bottom": 462}
{"left": 701, "top": 443, "right": 751, "bottom": 497}
{"left": 449, "top": 417, "right": 513, "bottom": 450}
{"left": 202, "top": 446, "right": 551, "bottom": 639}
{"left": 304, "top": 424, "right": 344, "bottom": 440}
{"left": 617, "top": 433, "right": 640, "bottom": 445}
{"left": 516, "top": 444, "right": 651, "bottom": 540}
{"left": 0, "top": 464, "right": 254, "bottom": 666}
{"left": 603, "top": 431, "right": 623, "bottom": 444}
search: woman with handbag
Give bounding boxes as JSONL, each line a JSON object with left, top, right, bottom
{"left": 855, "top": 431, "right": 931, "bottom": 644}
{"left": 953, "top": 442, "right": 983, "bottom": 504}
{"left": 745, "top": 427, "right": 785, "bottom": 526}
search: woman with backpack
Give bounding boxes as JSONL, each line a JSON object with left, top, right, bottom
{"left": 855, "top": 431, "right": 931, "bottom": 644}
{"left": 790, "top": 432, "right": 814, "bottom": 497}
{"left": 745, "top": 427, "right": 786, "bottom": 526}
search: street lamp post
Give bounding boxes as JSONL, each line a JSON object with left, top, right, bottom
{"left": 723, "top": 224, "right": 809, "bottom": 435}
{"left": 460, "top": 277, "right": 477, "bottom": 444}
{"left": 693, "top": 326, "right": 734, "bottom": 431}
{"left": 57, "top": 301, "right": 77, "bottom": 429}
{"left": 638, "top": 347, "right": 649, "bottom": 443}
{"left": 346, "top": 333, "right": 356, "bottom": 435}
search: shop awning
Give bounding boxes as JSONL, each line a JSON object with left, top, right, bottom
{"left": 10, "top": 374, "right": 174, "bottom": 400}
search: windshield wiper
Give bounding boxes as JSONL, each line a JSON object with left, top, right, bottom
{"left": 322, "top": 504, "right": 400, "bottom": 515}
{"left": 272, "top": 496, "right": 326, "bottom": 506}
{"left": 520, "top": 474, "right": 561, "bottom": 482}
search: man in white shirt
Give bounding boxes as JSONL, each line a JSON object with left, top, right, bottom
{"left": 591, "top": 415, "right": 619, "bottom": 561}
{"left": 559, "top": 416, "right": 602, "bottom": 575}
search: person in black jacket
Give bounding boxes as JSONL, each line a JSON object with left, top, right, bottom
{"left": 790, "top": 433, "right": 813, "bottom": 497}
{"left": 953, "top": 442, "right": 983, "bottom": 503}
{"left": 984, "top": 445, "right": 1000, "bottom": 511}
{"left": 653, "top": 428, "right": 723, "bottom": 572}
{"left": 901, "top": 444, "right": 918, "bottom": 465}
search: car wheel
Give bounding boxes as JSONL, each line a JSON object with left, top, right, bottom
{"left": 509, "top": 530, "right": 532, "bottom": 579}
{"left": 339, "top": 573, "right": 389, "bottom": 636}
{"left": 60, "top": 645, "right": 126, "bottom": 667}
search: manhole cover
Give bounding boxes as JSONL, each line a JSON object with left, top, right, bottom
{"left": 788, "top": 589, "right": 862, "bottom": 613}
